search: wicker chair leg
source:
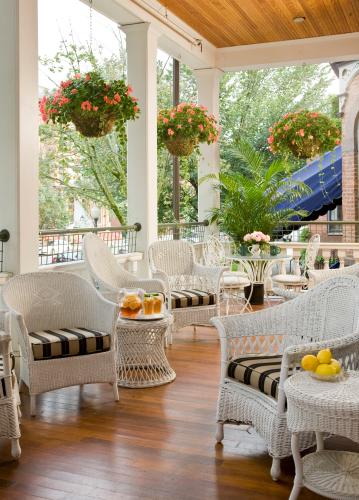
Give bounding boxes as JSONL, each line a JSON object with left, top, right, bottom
{"left": 18, "top": 380, "right": 25, "bottom": 393}
{"left": 30, "top": 395, "right": 36, "bottom": 417}
{"left": 112, "top": 382, "right": 119, "bottom": 401}
{"left": 11, "top": 439, "right": 21, "bottom": 459}
{"left": 17, "top": 405, "right": 22, "bottom": 419}
{"left": 215, "top": 422, "right": 224, "bottom": 443}
{"left": 270, "top": 457, "right": 281, "bottom": 481}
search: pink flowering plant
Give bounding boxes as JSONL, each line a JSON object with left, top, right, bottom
{"left": 243, "top": 231, "right": 271, "bottom": 245}
{"left": 39, "top": 71, "right": 140, "bottom": 138}
{"left": 268, "top": 110, "right": 341, "bottom": 159}
{"left": 157, "top": 103, "right": 220, "bottom": 156}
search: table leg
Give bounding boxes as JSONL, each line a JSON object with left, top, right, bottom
{"left": 289, "top": 433, "right": 303, "bottom": 500}
{"left": 315, "top": 431, "right": 324, "bottom": 451}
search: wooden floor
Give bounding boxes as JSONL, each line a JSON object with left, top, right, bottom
{"left": 0, "top": 309, "right": 354, "bottom": 499}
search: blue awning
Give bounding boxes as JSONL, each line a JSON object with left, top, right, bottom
{"left": 277, "top": 146, "right": 342, "bottom": 221}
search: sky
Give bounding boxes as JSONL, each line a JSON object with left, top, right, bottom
{"left": 38, "top": 0, "right": 339, "bottom": 93}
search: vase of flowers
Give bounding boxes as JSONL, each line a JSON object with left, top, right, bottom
{"left": 157, "top": 103, "right": 220, "bottom": 157}
{"left": 243, "top": 231, "right": 271, "bottom": 256}
{"left": 39, "top": 71, "right": 140, "bottom": 138}
{"left": 268, "top": 110, "right": 341, "bottom": 159}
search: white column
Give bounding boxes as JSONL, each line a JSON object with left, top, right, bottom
{"left": 123, "top": 23, "right": 158, "bottom": 276}
{"left": 0, "top": 0, "right": 39, "bottom": 276}
{"left": 194, "top": 68, "right": 222, "bottom": 224}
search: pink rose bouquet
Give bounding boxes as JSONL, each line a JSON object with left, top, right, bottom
{"left": 244, "top": 231, "right": 271, "bottom": 246}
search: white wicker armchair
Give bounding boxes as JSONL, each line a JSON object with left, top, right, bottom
{"left": 83, "top": 233, "right": 164, "bottom": 301}
{"left": 212, "top": 276, "right": 359, "bottom": 480}
{"left": 2, "top": 272, "right": 119, "bottom": 416}
{"left": 148, "top": 240, "right": 223, "bottom": 342}
{"left": 308, "top": 263, "right": 359, "bottom": 287}
{"left": 0, "top": 311, "right": 21, "bottom": 458}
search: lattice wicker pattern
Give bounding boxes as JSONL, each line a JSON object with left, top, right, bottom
{"left": 2, "top": 272, "right": 120, "bottom": 416}
{"left": 308, "top": 263, "right": 359, "bottom": 287}
{"left": 116, "top": 315, "right": 175, "bottom": 388}
{"left": 211, "top": 276, "right": 359, "bottom": 480}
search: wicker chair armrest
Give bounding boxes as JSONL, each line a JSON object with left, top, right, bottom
{"left": 151, "top": 270, "right": 170, "bottom": 292}
{"left": 308, "top": 265, "right": 359, "bottom": 287}
{"left": 125, "top": 278, "right": 165, "bottom": 294}
{"left": 283, "top": 331, "right": 359, "bottom": 370}
{"left": 193, "top": 263, "right": 224, "bottom": 291}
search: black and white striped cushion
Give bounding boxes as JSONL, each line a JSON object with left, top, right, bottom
{"left": 227, "top": 354, "right": 293, "bottom": 400}
{"left": 170, "top": 289, "right": 217, "bottom": 309}
{"left": 29, "top": 328, "right": 111, "bottom": 361}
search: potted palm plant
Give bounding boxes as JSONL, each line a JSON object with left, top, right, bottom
{"left": 202, "top": 140, "right": 309, "bottom": 303}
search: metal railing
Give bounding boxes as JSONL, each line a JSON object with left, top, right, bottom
{"left": 39, "top": 223, "right": 141, "bottom": 266}
{"left": 272, "top": 220, "right": 359, "bottom": 243}
{"left": 158, "top": 220, "right": 209, "bottom": 243}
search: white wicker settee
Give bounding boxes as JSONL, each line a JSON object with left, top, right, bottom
{"left": 0, "top": 311, "right": 21, "bottom": 458}
{"left": 211, "top": 276, "right": 359, "bottom": 480}
{"left": 149, "top": 240, "right": 223, "bottom": 342}
{"left": 2, "top": 272, "right": 120, "bottom": 416}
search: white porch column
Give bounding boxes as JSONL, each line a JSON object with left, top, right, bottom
{"left": 0, "top": 0, "right": 38, "bottom": 276}
{"left": 194, "top": 68, "right": 222, "bottom": 223}
{"left": 123, "top": 23, "right": 158, "bottom": 276}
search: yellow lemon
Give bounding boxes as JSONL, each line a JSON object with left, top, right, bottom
{"left": 301, "top": 354, "right": 319, "bottom": 372}
{"left": 330, "top": 359, "right": 342, "bottom": 374}
{"left": 317, "top": 349, "right": 332, "bottom": 364}
{"left": 315, "top": 363, "right": 336, "bottom": 377}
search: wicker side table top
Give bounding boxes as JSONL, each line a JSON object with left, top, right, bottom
{"left": 285, "top": 371, "right": 359, "bottom": 500}
{"left": 117, "top": 313, "right": 173, "bottom": 330}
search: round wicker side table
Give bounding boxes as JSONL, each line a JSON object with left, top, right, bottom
{"left": 284, "top": 371, "right": 359, "bottom": 500}
{"left": 116, "top": 314, "right": 176, "bottom": 388}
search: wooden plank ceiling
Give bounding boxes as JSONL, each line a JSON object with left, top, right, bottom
{"left": 157, "top": 0, "right": 359, "bottom": 48}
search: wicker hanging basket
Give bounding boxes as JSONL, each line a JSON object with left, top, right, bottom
{"left": 288, "top": 138, "right": 323, "bottom": 159}
{"left": 71, "top": 111, "right": 116, "bottom": 138}
{"left": 164, "top": 137, "right": 197, "bottom": 157}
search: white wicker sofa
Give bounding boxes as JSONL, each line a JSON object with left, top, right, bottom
{"left": 211, "top": 276, "right": 359, "bottom": 480}
{"left": 2, "top": 272, "right": 120, "bottom": 416}
{"left": 149, "top": 240, "right": 223, "bottom": 342}
{"left": 0, "top": 311, "right": 21, "bottom": 458}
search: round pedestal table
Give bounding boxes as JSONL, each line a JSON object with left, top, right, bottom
{"left": 284, "top": 371, "right": 359, "bottom": 500}
{"left": 116, "top": 314, "right": 176, "bottom": 388}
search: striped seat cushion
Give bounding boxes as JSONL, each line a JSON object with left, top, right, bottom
{"left": 227, "top": 354, "right": 293, "bottom": 400}
{"left": 29, "top": 328, "right": 111, "bottom": 361}
{"left": 170, "top": 289, "right": 217, "bottom": 309}
{"left": 0, "top": 353, "right": 15, "bottom": 398}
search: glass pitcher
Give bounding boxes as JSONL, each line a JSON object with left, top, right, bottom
{"left": 119, "top": 288, "right": 144, "bottom": 318}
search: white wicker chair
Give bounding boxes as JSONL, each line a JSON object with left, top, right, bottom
{"left": 148, "top": 240, "right": 223, "bottom": 342}
{"left": 272, "top": 234, "right": 320, "bottom": 290}
{"left": 203, "top": 235, "right": 251, "bottom": 314}
{"left": 212, "top": 275, "right": 359, "bottom": 480}
{"left": 308, "top": 262, "right": 359, "bottom": 287}
{"left": 83, "top": 233, "right": 165, "bottom": 301}
{"left": 0, "top": 311, "right": 21, "bottom": 458}
{"left": 2, "top": 272, "right": 119, "bottom": 416}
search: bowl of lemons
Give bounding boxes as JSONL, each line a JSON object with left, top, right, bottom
{"left": 301, "top": 349, "right": 343, "bottom": 381}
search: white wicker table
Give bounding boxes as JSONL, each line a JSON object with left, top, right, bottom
{"left": 116, "top": 314, "right": 176, "bottom": 388}
{"left": 285, "top": 371, "right": 359, "bottom": 500}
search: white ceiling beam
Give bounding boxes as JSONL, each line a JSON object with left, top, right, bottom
{"left": 217, "top": 32, "right": 359, "bottom": 72}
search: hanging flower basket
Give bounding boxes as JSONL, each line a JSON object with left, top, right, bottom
{"left": 164, "top": 137, "right": 197, "bottom": 157}
{"left": 267, "top": 110, "right": 341, "bottom": 159}
{"left": 158, "top": 103, "right": 220, "bottom": 157}
{"left": 39, "top": 71, "right": 140, "bottom": 138}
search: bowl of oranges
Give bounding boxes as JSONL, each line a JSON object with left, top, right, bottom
{"left": 301, "top": 349, "right": 343, "bottom": 381}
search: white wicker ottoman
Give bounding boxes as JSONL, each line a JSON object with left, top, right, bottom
{"left": 116, "top": 314, "right": 176, "bottom": 388}
{"left": 285, "top": 371, "right": 359, "bottom": 500}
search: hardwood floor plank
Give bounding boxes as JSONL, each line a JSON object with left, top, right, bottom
{"left": 0, "top": 321, "right": 327, "bottom": 499}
